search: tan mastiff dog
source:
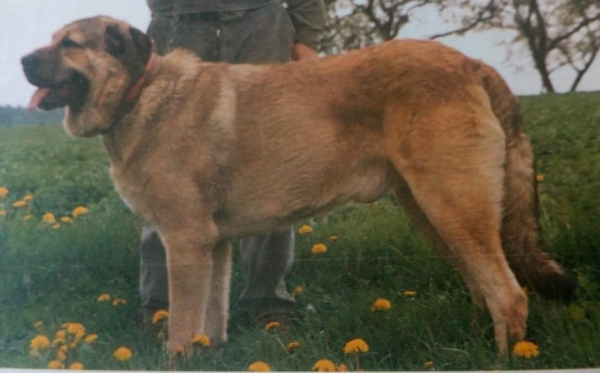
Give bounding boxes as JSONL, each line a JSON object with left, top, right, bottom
{"left": 22, "top": 16, "right": 575, "bottom": 355}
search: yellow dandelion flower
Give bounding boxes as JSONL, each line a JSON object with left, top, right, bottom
{"left": 536, "top": 174, "right": 544, "bottom": 182}
{"left": 52, "top": 331, "right": 66, "bottom": 347}
{"left": 48, "top": 360, "right": 64, "bottom": 369}
{"left": 248, "top": 361, "right": 271, "bottom": 372}
{"left": 23, "top": 194, "right": 33, "bottom": 201}
{"left": 97, "top": 293, "right": 111, "bottom": 302}
{"left": 51, "top": 340, "right": 61, "bottom": 347}
{"left": 424, "top": 361, "right": 434, "bottom": 367}
{"left": 264, "top": 321, "right": 280, "bottom": 331}
{"left": 69, "top": 362, "right": 84, "bottom": 370}
{"left": 0, "top": 187, "right": 8, "bottom": 198}
{"left": 114, "top": 346, "right": 133, "bottom": 361}
{"left": 13, "top": 200, "right": 27, "bottom": 208}
{"left": 312, "top": 359, "right": 336, "bottom": 372}
{"left": 42, "top": 212, "right": 56, "bottom": 223}
{"left": 298, "top": 224, "right": 313, "bottom": 235}
{"left": 52, "top": 223, "right": 61, "bottom": 229}
{"left": 84, "top": 334, "right": 98, "bottom": 344}
{"left": 61, "top": 216, "right": 73, "bottom": 224}
{"left": 329, "top": 235, "right": 338, "bottom": 241}
{"left": 72, "top": 206, "right": 89, "bottom": 217}
{"left": 57, "top": 347, "right": 67, "bottom": 361}
{"left": 0, "top": 210, "right": 6, "bottom": 217}
{"left": 157, "top": 331, "right": 165, "bottom": 340}
{"left": 291, "top": 285, "right": 304, "bottom": 297}
{"left": 30, "top": 335, "right": 51, "bottom": 350}
{"left": 371, "top": 298, "right": 392, "bottom": 311}
{"left": 336, "top": 364, "right": 348, "bottom": 371}
{"left": 24, "top": 214, "right": 34, "bottom": 221}
{"left": 112, "top": 298, "right": 127, "bottom": 306}
{"left": 311, "top": 243, "right": 327, "bottom": 254}
{"left": 403, "top": 290, "right": 417, "bottom": 297}
{"left": 343, "top": 338, "right": 369, "bottom": 354}
{"left": 66, "top": 323, "right": 85, "bottom": 337}
{"left": 34, "top": 321, "right": 43, "bottom": 328}
{"left": 286, "top": 341, "right": 301, "bottom": 352}
{"left": 152, "top": 310, "right": 169, "bottom": 324}
{"left": 512, "top": 341, "right": 540, "bottom": 358}
{"left": 191, "top": 333, "right": 211, "bottom": 347}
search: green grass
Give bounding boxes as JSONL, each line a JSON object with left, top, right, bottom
{"left": 0, "top": 92, "right": 599, "bottom": 370}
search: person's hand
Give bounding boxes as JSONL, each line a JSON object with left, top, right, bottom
{"left": 292, "top": 43, "right": 318, "bottom": 61}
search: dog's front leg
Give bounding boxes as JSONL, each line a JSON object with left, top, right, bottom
{"left": 159, "top": 220, "right": 220, "bottom": 356}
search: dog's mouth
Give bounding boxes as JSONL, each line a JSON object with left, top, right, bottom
{"left": 28, "top": 71, "right": 89, "bottom": 112}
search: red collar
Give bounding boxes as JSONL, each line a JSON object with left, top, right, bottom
{"left": 124, "top": 54, "right": 162, "bottom": 103}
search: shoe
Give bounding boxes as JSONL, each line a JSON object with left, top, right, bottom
{"left": 243, "top": 298, "right": 295, "bottom": 332}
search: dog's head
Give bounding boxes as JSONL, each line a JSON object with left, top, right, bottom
{"left": 21, "top": 16, "right": 153, "bottom": 137}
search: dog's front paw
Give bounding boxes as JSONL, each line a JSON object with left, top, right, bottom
{"left": 167, "top": 336, "right": 194, "bottom": 358}
{"left": 192, "top": 332, "right": 226, "bottom": 356}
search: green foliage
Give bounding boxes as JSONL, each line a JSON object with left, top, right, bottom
{"left": 520, "top": 93, "right": 600, "bottom": 272}
{"left": 0, "top": 92, "right": 599, "bottom": 370}
{"left": 0, "top": 125, "right": 113, "bottom": 216}
{"left": 0, "top": 106, "right": 64, "bottom": 128}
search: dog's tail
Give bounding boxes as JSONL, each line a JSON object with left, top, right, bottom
{"left": 479, "top": 63, "right": 577, "bottom": 303}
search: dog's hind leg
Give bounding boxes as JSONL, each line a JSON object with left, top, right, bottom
{"left": 385, "top": 100, "right": 527, "bottom": 352}
{"left": 393, "top": 178, "right": 485, "bottom": 308}
{"left": 203, "top": 240, "right": 232, "bottom": 347}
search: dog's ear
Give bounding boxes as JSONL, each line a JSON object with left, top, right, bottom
{"left": 129, "top": 26, "right": 152, "bottom": 66}
{"left": 104, "top": 24, "right": 152, "bottom": 79}
{"left": 105, "top": 24, "right": 126, "bottom": 56}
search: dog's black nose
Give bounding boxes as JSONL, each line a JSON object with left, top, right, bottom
{"left": 21, "top": 53, "right": 39, "bottom": 71}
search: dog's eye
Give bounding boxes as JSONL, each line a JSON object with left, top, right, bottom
{"left": 60, "top": 39, "right": 82, "bottom": 48}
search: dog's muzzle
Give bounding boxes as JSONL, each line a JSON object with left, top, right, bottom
{"left": 21, "top": 49, "right": 89, "bottom": 112}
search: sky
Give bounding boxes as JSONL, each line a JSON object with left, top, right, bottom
{"left": 1, "top": 0, "right": 599, "bottom": 108}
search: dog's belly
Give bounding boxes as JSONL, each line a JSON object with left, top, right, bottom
{"left": 215, "top": 161, "right": 392, "bottom": 238}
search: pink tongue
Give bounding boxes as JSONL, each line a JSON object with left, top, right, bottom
{"left": 28, "top": 88, "right": 50, "bottom": 110}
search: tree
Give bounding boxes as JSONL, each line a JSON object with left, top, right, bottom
{"left": 436, "top": 0, "right": 600, "bottom": 93}
{"left": 320, "top": 0, "right": 435, "bottom": 54}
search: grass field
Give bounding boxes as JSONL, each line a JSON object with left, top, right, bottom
{"left": 0, "top": 92, "right": 599, "bottom": 371}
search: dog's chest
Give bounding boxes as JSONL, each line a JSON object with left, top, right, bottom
{"left": 109, "top": 167, "right": 144, "bottom": 215}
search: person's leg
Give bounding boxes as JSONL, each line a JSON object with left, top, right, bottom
{"left": 238, "top": 228, "right": 296, "bottom": 322}
{"left": 220, "top": 4, "right": 297, "bottom": 322}
{"left": 139, "top": 223, "right": 169, "bottom": 324}
{"left": 219, "top": 4, "right": 295, "bottom": 64}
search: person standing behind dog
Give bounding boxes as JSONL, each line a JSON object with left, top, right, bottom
{"left": 140, "top": 0, "right": 326, "bottom": 327}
